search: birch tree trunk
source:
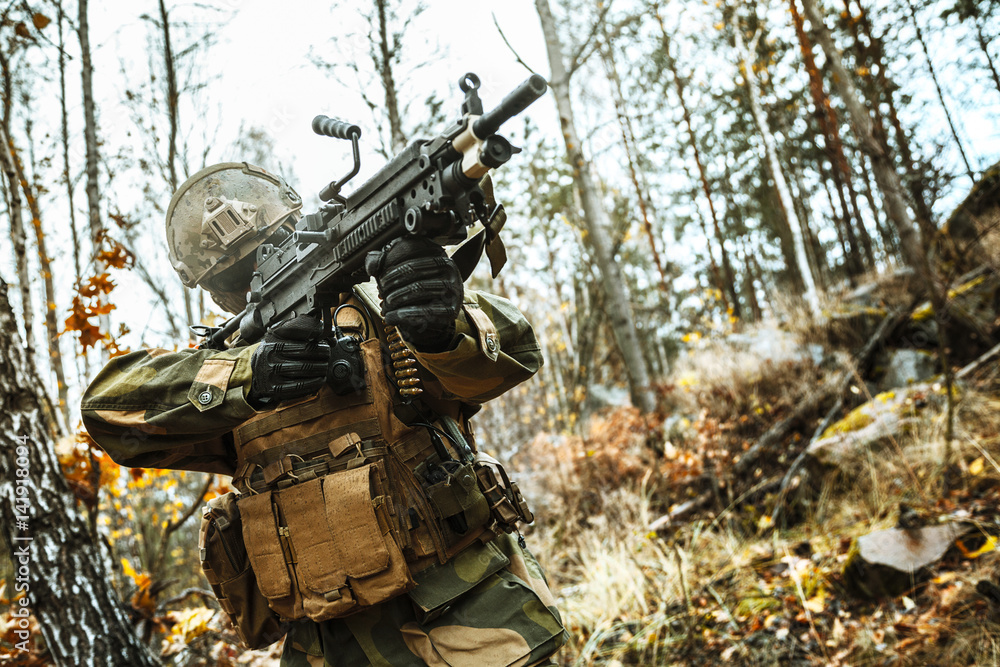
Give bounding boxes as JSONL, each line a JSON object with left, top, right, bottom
{"left": 0, "top": 281, "right": 161, "bottom": 666}
{"left": 733, "top": 18, "right": 821, "bottom": 316}
{"left": 0, "top": 138, "right": 36, "bottom": 362}
{"left": 0, "top": 52, "right": 37, "bottom": 367}
{"left": 535, "top": 0, "right": 657, "bottom": 414}
{"left": 78, "top": 0, "right": 110, "bottom": 362}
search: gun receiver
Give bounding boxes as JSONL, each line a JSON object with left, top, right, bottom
{"left": 201, "top": 72, "right": 547, "bottom": 349}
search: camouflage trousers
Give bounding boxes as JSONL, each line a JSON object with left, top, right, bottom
{"left": 280, "top": 534, "right": 565, "bottom": 666}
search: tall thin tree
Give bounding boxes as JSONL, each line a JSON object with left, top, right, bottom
{"left": 0, "top": 35, "right": 37, "bottom": 366}
{"left": 790, "top": 0, "right": 871, "bottom": 273}
{"left": 56, "top": 1, "right": 83, "bottom": 294}
{"left": 653, "top": 8, "right": 739, "bottom": 315}
{"left": 733, "top": 14, "right": 820, "bottom": 315}
{"left": 78, "top": 0, "right": 109, "bottom": 362}
{"left": 534, "top": 0, "right": 657, "bottom": 413}
{"left": 903, "top": 0, "right": 976, "bottom": 184}
{"left": 598, "top": 19, "right": 671, "bottom": 297}
{"left": 10, "top": 123, "right": 70, "bottom": 430}
{"left": 157, "top": 0, "right": 195, "bottom": 336}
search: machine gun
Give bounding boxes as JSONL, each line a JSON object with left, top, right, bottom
{"left": 199, "top": 72, "right": 548, "bottom": 350}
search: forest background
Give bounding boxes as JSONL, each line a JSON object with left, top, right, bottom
{"left": 1, "top": 0, "right": 1000, "bottom": 664}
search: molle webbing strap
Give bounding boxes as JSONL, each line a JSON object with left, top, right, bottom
{"left": 257, "top": 442, "right": 390, "bottom": 490}
{"left": 244, "top": 418, "right": 382, "bottom": 468}
{"left": 234, "top": 387, "right": 373, "bottom": 447}
{"left": 245, "top": 431, "right": 437, "bottom": 495}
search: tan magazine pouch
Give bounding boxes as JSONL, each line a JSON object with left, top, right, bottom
{"left": 239, "top": 461, "right": 414, "bottom": 622}
{"left": 198, "top": 492, "right": 285, "bottom": 649}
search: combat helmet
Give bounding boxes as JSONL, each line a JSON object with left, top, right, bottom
{"left": 166, "top": 162, "right": 302, "bottom": 314}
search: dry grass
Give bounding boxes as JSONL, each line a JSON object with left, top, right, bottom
{"left": 524, "top": 311, "right": 1000, "bottom": 666}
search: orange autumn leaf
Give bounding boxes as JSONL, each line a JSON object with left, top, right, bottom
{"left": 58, "top": 448, "right": 91, "bottom": 484}
{"left": 120, "top": 559, "right": 149, "bottom": 588}
{"left": 106, "top": 339, "right": 132, "bottom": 358}
{"left": 108, "top": 211, "right": 138, "bottom": 231}
{"left": 120, "top": 559, "right": 156, "bottom": 615}
{"left": 96, "top": 245, "right": 135, "bottom": 270}
{"left": 63, "top": 308, "right": 91, "bottom": 333}
{"left": 88, "top": 301, "right": 117, "bottom": 316}
{"left": 131, "top": 587, "right": 156, "bottom": 616}
{"left": 76, "top": 324, "right": 106, "bottom": 350}
{"left": 69, "top": 432, "right": 121, "bottom": 490}
{"left": 78, "top": 273, "right": 116, "bottom": 297}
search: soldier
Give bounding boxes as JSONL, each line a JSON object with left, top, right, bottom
{"left": 81, "top": 163, "right": 565, "bottom": 666}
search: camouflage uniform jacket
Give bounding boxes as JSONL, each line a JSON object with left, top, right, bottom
{"left": 82, "top": 285, "right": 565, "bottom": 666}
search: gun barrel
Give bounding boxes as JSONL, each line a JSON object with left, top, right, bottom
{"left": 312, "top": 116, "right": 362, "bottom": 140}
{"left": 472, "top": 74, "right": 548, "bottom": 139}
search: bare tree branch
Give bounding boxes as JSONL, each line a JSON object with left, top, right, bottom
{"left": 566, "top": 0, "right": 614, "bottom": 76}
{"left": 152, "top": 473, "right": 213, "bottom": 576}
{"left": 492, "top": 12, "right": 538, "bottom": 75}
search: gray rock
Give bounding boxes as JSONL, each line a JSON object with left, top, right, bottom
{"left": 879, "top": 349, "right": 938, "bottom": 391}
{"left": 806, "top": 385, "right": 932, "bottom": 470}
{"left": 807, "top": 410, "right": 921, "bottom": 468}
{"left": 843, "top": 523, "right": 966, "bottom": 598}
{"left": 584, "top": 385, "right": 631, "bottom": 411}
{"left": 856, "top": 523, "right": 964, "bottom": 572}
{"left": 723, "top": 326, "right": 813, "bottom": 365}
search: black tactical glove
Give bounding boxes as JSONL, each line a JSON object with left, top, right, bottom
{"left": 247, "top": 315, "right": 331, "bottom": 409}
{"left": 365, "top": 236, "right": 463, "bottom": 352}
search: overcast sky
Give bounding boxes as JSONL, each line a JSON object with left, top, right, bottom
{"left": 90, "top": 0, "right": 556, "bottom": 202}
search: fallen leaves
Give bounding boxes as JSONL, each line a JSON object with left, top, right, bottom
{"left": 956, "top": 534, "right": 998, "bottom": 560}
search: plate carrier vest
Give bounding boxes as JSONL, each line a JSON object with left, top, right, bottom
{"left": 213, "top": 288, "right": 533, "bottom": 624}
